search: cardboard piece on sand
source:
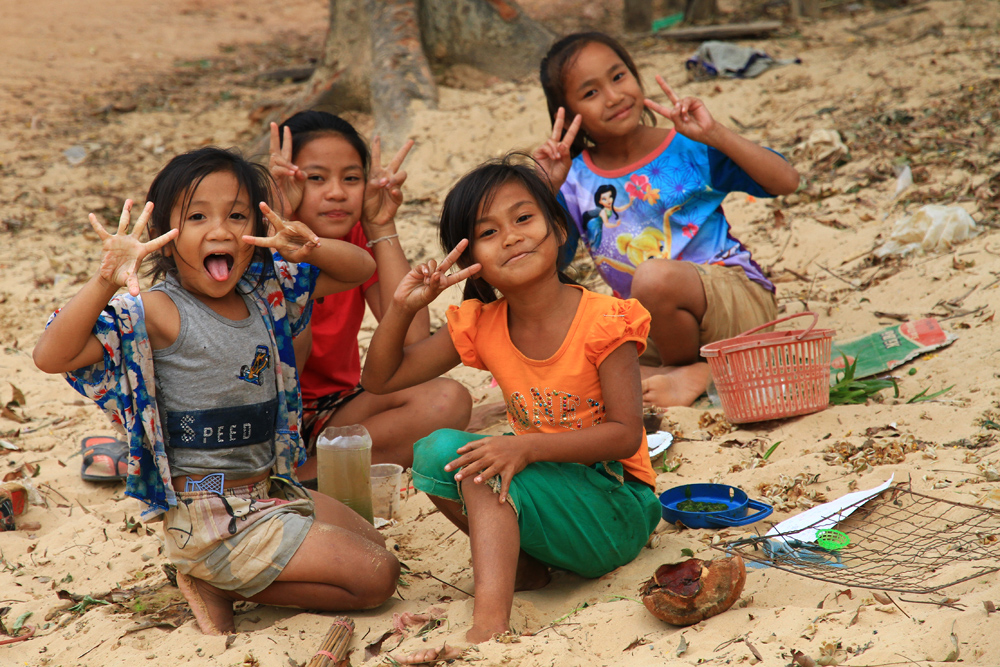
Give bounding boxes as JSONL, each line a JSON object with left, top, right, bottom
{"left": 830, "top": 318, "right": 957, "bottom": 380}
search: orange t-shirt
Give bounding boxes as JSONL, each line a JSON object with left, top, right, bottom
{"left": 446, "top": 286, "right": 656, "bottom": 487}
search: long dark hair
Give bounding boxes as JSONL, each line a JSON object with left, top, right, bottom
{"left": 277, "top": 110, "right": 370, "bottom": 177}
{"left": 145, "top": 147, "right": 275, "bottom": 283}
{"left": 539, "top": 31, "right": 656, "bottom": 158}
{"left": 594, "top": 184, "right": 620, "bottom": 220}
{"left": 439, "top": 153, "right": 576, "bottom": 304}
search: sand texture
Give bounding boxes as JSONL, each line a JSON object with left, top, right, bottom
{"left": 1, "top": 0, "right": 999, "bottom": 665}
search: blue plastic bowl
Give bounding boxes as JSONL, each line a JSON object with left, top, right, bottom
{"left": 660, "top": 483, "right": 773, "bottom": 529}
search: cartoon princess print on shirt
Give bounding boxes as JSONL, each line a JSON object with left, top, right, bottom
{"left": 580, "top": 184, "right": 635, "bottom": 251}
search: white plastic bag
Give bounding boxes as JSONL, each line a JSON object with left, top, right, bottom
{"left": 874, "top": 205, "right": 978, "bottom": 257}
{"left": 793, "top": 129, "right": 848, "bottom": 163}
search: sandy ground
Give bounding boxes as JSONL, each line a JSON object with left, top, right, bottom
{"left": 2, "top": 0, "right": 1000, "bottom": 665}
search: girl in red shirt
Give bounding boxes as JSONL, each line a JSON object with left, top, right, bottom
{"left": 269, "top": 111, "right": 472, "bottom": 474}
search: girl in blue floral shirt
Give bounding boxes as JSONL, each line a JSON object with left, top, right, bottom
{"left": 535, "top": 32, "right": 800, "bottom": 408}
{"left": 34, "top": 147, "right": 399, "bottom": 635}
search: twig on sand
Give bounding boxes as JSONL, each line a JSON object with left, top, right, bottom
{"left": 818, "top": 264, "right": 860, "bottom": 289}
{"left": 78, "top": 638, "right": 104, "bottom": 657}
{"left": 898, "top": 597, "right": 965, "bottom": 610}
{"left": 39, "top": 482, "right": 71, "bottom": 505}
{"left": 937, "top": 305, "right": 987, "bottom": 321}
{"left": 417, "top": 571, "right": 473, "bottom": 598}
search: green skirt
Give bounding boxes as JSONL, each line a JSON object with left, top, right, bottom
{"left": 411, "top": 429, "right": 661, "bottom": 579}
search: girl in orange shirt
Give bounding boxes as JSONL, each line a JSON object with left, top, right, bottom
{"left": 362, "top": 154, "right": 660, "bottom": 653}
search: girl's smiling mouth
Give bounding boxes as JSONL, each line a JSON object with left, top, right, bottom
{"left": 504, "top": 251, "right": 532, "bottom": 265}
{"left": 204, "top": 253, "right": 235, "bottom": 281}
{"left": 607, "top": 103, "right": 633, "bottom": 122}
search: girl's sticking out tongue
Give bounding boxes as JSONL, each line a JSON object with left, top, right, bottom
{"left": 205, "top": 254, "right": 233, "bottom": 281}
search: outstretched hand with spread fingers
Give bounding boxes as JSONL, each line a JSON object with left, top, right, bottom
{"left": 363, "top": 136, "right": 414, "bottom": 228}
{"left": 532, "top": 106, "right": 582, "bottom": 192}
{"left": 393, "top": 239, "right": 481, "bottom": 314}
{"left": 268, "top": 122, "right": 306, "bottom": 216}
{"left": 90, "top": 200, "right": 178, "bottom": 297}
{"left": 644, "top": 75, "right": 718, "bottom": 145}
{"left": 243, "top": 202, "right": 321, "bottom": 263}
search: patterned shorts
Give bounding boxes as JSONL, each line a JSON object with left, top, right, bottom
{"left": 300, "top": 385, "right": 365, "bottom": 457}
{"left": 162, "top": 477, "right": 314, "bottom": 597}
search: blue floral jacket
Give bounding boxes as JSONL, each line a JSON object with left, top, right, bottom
{"left": 58, "top": 254, "right": 318, "bottom": 520}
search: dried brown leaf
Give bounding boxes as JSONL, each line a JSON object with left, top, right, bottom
{"left": 8, "top": 384, "right": 25, "bottom": 406}
{"left": 364, "top": 630, "right": 396, "bottom": 661}
{"left": 0, "top": 406, "right": 26, "bottom": 424}
{"left": 793, "top": 649, "right": 819, "bottom": 667}
{"left": 834, "top": 589, "right": 853, "bottom": 603}
{"left": 745, "top": 638, "right": 762, "bottom": 661}
{"left": 623, "top": 637, "right": 651, "bottom": 652}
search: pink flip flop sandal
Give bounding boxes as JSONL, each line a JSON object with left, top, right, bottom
{"left": 80, "top": 435, "right": 128, "bottom": 482}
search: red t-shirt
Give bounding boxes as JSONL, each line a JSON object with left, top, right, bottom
{"left": 300, "top": 223, "right": 379, "bottom": 401}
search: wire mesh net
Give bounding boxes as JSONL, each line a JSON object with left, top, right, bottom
{"left": 715, "top": 483, "right": 1000, "bottom": 594}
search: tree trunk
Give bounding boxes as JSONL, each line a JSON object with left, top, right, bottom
{"left": 246, "top": 0, "right": 552, "bottom": 154}
{"left": 684, "top": 0, "right": 717, "bottom": 24}
{"left": 309, "top": 0, "right": 374, "bottom": 112}
{"left": 419, "top": 0, "right": 553, "bottom": 81}
{"left": 624, "top": 0, "right": 654, "bottom": 33}
{"left": 369, "top": 0, "right": 438, "bottom": 151}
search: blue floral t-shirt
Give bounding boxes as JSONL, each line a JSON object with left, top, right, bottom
{"left": 559, "top": 130, "right": 778, "bottom": 299}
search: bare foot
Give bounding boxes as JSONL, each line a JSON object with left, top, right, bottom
{"left": 466, "top": 623, "right": 508, "bottom": 643}
{"left": 393, "top": 642, "right": 466, "bottom": 664}
{"left": 176, "top": 572, "right": 237, "bottom": 635}
{"left": 466, "top": 401, "right": 507, "bottom": 432}
{"left": 514, "top": 552, "right": 550, "bottom": 592}
{"left": 641, "top": 363, "right": 711, "bottom": 408}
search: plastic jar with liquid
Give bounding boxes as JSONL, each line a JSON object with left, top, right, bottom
{"left": 316, "top": 424, "right": 374, "bottom": 524}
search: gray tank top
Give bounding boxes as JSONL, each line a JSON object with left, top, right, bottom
{"left": 151, "top": 276, "right": 278, "bottom": 479}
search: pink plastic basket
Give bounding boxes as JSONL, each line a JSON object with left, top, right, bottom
{"left": 700, "top": 312, "right": 834, "bottom": 424}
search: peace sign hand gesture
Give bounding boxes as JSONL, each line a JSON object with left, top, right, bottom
{"left": 91, "top": 200, "right": 178, "bottom": 297}
{"left": 393, "top": 239, "right": 481, "bottom": 314}
{"left": 243, "top": 202, "right": 321, "bottom": 263}
{"left": 644, "top": 75, "right": 719, "bottom": 145}
{"left": 532, "top": 107, "right": 582, "bottom": 192}
{"left": 363, "top": 136, "right": 414, "bottom": 228}
{"left": 268, "top": 122, "right": 306, "bottom": 217}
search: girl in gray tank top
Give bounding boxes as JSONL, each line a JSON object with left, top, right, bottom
{"left": 152, "top": 275, "right": 279, "bottom": 479}
{"left": 35, "top": 146, "right": 399, "bottom": 637}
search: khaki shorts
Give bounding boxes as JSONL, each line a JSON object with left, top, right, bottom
{"left": 163, "top": 477, "right": 314, "bottom": 597}
{"left": 640, "top": 263, "right": 777, "bottom": 365}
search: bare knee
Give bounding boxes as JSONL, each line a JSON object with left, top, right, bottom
{"left": 424, "top": 378, "right": 473, "bottom": 430}
{"left": 434, "top": 378, "right": 472, "bottom": 431}
{"left": 631, "top": 259, "right": 688, "bottom": 305}
{"left": 631, "top": 260, "right": 707, "bottom": 321}
{"left": 357, "top": 552, "right": 401, "bottom": 609}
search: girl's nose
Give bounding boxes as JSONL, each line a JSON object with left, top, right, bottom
{"left": 205, "top": 217, "right": 233, "bottom": 239}
{"left": 502, "top": 226, "right": 523, "bottom": 247}
{"left": 324, "top": 180, "right": 347, "bottom": 200}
